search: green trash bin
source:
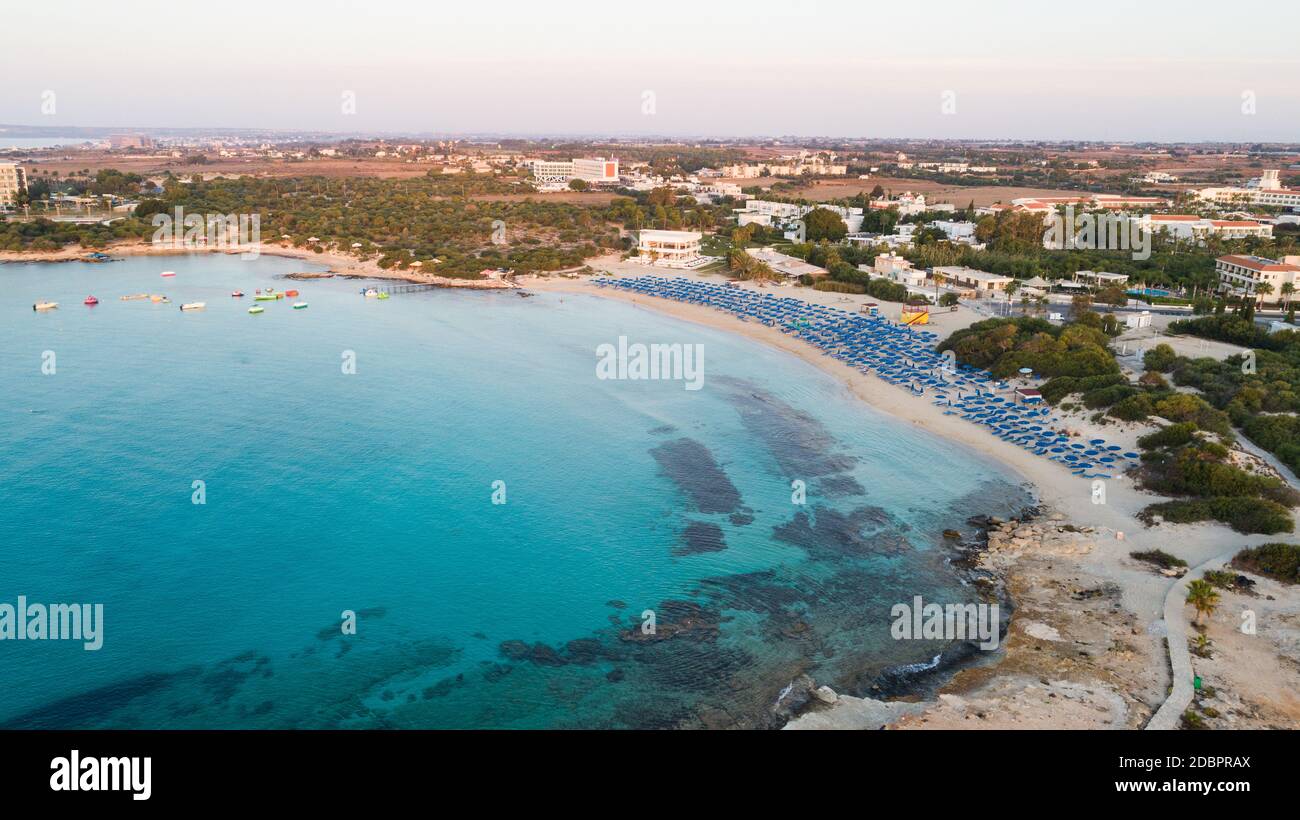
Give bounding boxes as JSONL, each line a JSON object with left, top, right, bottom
{"left": 1193, "top": 675, "right": 1202, "bottom": 690}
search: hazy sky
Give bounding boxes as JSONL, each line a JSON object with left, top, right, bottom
{"left": 3, "top": 0, "right": 1298, "bottom": 140}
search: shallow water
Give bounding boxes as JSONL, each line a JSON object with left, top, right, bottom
{"left": 0, "top": 254, "right": 1029, "bottom": 728}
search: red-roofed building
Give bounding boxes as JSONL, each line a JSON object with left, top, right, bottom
{"left": 1216, "top": 254, "right": 1300, "bottom": 305}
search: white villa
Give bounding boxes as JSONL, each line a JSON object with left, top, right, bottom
{"left": 635, "top": 230, "right": 706, "bottom": 268}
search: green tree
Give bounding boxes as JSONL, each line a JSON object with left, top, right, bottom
{"left": 803, "top": 208, "right": 848, "bottom": 242}
{"left": 1186, "top": 579, "right": 1220, "bottom": 626}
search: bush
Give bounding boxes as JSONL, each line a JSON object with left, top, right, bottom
{"left": 813, "top": 280, "right": 865, "bottom": 294}
{"left": 1139, "top": 497, "right": 1294, "bottom": 535}
{"left": 1081, "top": 384, "right": 1138, "bottom": 409}
{"left": 1143, "top": 343, "right": 1178, "bottom": 373}
{"left": 1130, "top": 549, "right": 1188, "bottom": 569}
{"left": 1138, "top": 422, "right": 1199, "bottom": 450}
{"left": 1232, "top": 542, "right": 1300, "bottom": 583}
{"left": 938, "top": 292, "right": 960, "bottom": 307}
{"left": 1108, "top": 392, "right": 1156, "bottom": 421}
{"left": 1039, "top": 373, "right": 1126, "bottom": 404}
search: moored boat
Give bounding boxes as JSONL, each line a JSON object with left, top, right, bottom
{"left": 248, "top": 305, "right": 264, "bottom": 314}
{"left": 180, "top": 302, "right": 206, "bottom": 311}
{"left": 120, "top": 293, "right": 149, "bottom": 301}
{"left": 161, "top": 271, "right": 176, "bottom": 277}
{"left": 285, "top": 289, "right": 300, "bottom": 297}
{"left": 377, "top": 291, "right": 390, "bottom": 300}
{"left": 84, "top": 296, "right": 100, "bottom": 306}
{"left": 254, "top": 293, "right": 276, "bottom": 301}
{"left": 293, "top": 302, "right": 308, "bottom": 310}
{"left": 33, "top": 301, "right": 58, "bottom": 311}
{"left": 231, "top": 290, "right": 245, "bottom": 297}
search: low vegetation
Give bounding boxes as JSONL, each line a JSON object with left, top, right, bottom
{"left": 1231, "top": 542, "right": 1300, "bottom": 583}
{"left": 937, "top": 316, "right": 1118, "bottom": 379}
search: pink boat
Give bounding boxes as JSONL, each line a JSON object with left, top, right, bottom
{"left": 84, "top": 296, "right": 100, "bottom": 306}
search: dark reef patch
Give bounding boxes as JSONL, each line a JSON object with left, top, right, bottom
{"left": 674, "top": 521, "right": 728, "bottom": 556}
{"left": 772, "top": 505, "right": 907, "bottom": 560}
{"left": 648, "top": 437, "right": 743, "bottom": 514}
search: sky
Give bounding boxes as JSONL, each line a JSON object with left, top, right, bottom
{"left": 2, "top": 0, "right": 1298, "bottom": 141}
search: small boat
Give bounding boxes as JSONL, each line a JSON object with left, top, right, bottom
{"left": 363, "top": 288, "right": 378, "bottom": 298}
{"left": 84, "top": 296, "right": 100, "bottom": 306}
{"left": 161, "top": 271, "right": 176, "bottom": 277}
{"left": 33, "top": 301, "right": 58, "bottom": 311}
{"left": 285, "top": 289, "right": 300, "bottom": 297}
{"left": 150, "top": 294, "right": 169, "bottom": 303}
{"left": 377, "top": 291, "right": 390, "bottom": 300}
{"left": 120, "top": 293, "right": 149, "bottom": 301}
{"left": 180, "top": 302, "right": 206, "bottom": 311}
{"left": 293, "top": 302, "right": 308, "bottom": 310}
{"left": 231, "top": 291, "right": 245, "bottom": 298}
{"left": 254, "top": 293, "right": 277, "bottom": 301}
{"left": 248, "top": 306, "right": 264, "bottom": 314}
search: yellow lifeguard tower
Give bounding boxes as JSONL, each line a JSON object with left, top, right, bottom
{"left": 901, "top": 303, "right": 930, "bottom": 326}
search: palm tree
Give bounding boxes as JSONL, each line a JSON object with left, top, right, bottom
{"left": 1255, "top": 281, "right": 1274, "bottom": 310}
{"left": 1281, "top": 281, "right": 1295, "bottom": 314}
{"left": 1005, "top": 280, "right": 1021, "bottom": 315}
{"left": 1186, "top": 579, "right": 1220, "bottom": 626}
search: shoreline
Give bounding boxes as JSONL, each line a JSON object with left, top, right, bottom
{"left": 526, "top": 270, "right": 1294, "bottom": 728}
{"left": 0, "top": 241, "right": 514, "bottom": 290}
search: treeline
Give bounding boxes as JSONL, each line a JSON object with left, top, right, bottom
{"left": 1155, "top": 318, "right": 1300, "bottom": 475}
{"left": 937, "top": 316, "right": 1117, "bottom": 379}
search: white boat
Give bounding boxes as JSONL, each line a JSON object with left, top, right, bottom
{"left": 180, "top": 302, "right": 207, "bottom": 311}
{"left": 292, "top": 302, "right": 308, "bottom": 310}
{"left": 33, "top": 301, "right": 59, "bottom": 311}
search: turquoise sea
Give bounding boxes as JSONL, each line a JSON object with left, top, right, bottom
{"left": 0, "top": 254, "right": 1028, "bottom": 728}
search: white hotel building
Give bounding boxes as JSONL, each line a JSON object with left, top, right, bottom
{"left": 1197, "top": 170, "right": 1300, "bottom": 210}
{"left": 527, "top": 157, "right": 620, "bottom": 186}
{"left": 1134, "top": 214, "right": 1274, "bottom": 240}
{"left": 735, "top": 200, "right": 864, "bottom": 233}
{"left": 635, "top": 230, "right": 705, "bottom": 268}
{"left": 1215, "top": 254, "right": 1300, "bottom": 306}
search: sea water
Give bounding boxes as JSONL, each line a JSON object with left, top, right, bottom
{"left": 0, "top": 254, "right": 1028, "bottom": 728}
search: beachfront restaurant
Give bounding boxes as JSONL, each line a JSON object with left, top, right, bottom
{"left": 933, "top": 266, "right": 1014, "bottom": 295}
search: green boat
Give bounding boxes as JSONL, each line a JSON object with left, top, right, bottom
{"left": 248, "top": 306, "right": 264, "bottom": 314}
{"left": 293, "top": 302, "right": 308, "bottom": 310}
{"left": 254, "top": 294, "right": 277, "bottom": 301}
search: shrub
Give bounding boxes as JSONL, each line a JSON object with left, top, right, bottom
{"left": 1130, "top": 549, "right": 1188, "bottom": 569}
{"left": 1143, "top": 343, "right": 1179, "bottom": 373}
{"left": 1231, "top": 542, "right": 1300, "bottom": 583}
{"left": 813, "top": 280, "right": 865, "bottom": 294}
{"left": 1138, "top": 422, "right": 1199, "bottom": 450}
{"left": 1139, "top": 497, "right": 1294, "bottom": 535}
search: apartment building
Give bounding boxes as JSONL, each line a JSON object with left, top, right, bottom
{"left": 1215, "top": 254, "right": 1300, "bottom": 305}
{"left": 735, "top": 200, "right": 864, "bottom": 233}
{"left": 1135, "top": 214, "right": 1274, "bottom": 240}
{"left": 1197, "top": 170, "right": 1300, "bottom": 210}
{"left": 0, "top": 162, "right": 28, "bottom": 206}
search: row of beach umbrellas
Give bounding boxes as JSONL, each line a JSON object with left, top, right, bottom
{"left": 596, "top": 276, "right": 1139, "bottom": 478}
